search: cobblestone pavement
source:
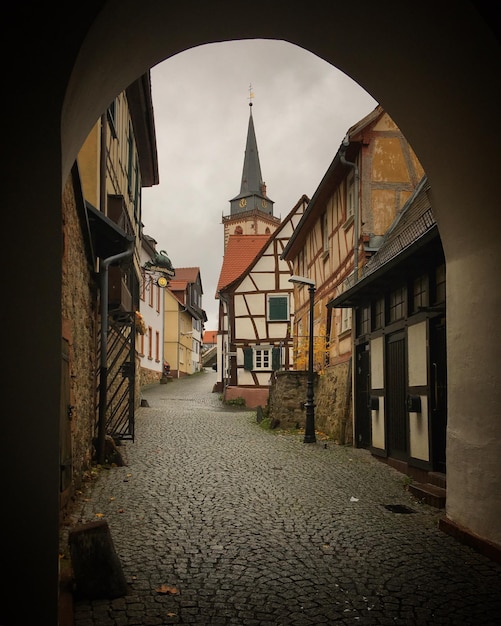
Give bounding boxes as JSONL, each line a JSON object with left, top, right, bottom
{"left": 67, "top": 371, "right": 501, "bottom": 625}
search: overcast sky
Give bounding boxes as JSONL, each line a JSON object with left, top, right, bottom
{"left": 141, "top": 40, "right": 378, "bottom": 331}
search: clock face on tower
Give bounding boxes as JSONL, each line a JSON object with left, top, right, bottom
{"left": 261, "top": 199, "right": 268, "bottom": 208}
{"left": 239, "top": 198, "right": 247, "bottom": 208}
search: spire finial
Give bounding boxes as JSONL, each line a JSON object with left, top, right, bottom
{"left": 248, "top": 83, "right": 254, "bottom": 108}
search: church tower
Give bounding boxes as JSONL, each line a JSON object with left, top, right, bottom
{"left": 222, "top": 92, "right": 281, "bottom": 249}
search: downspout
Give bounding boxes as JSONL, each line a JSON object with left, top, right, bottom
{"left": 218, "top": 290, "right": 230, "bottom": 393}
{"left": 96, "top": 243, "right": 134, "bottom": 464}
{"left": 177, "top": 305, "right": 188, "bottom": 378}
{"left": 340, "top": 135, "right": 360, "bottom": 282}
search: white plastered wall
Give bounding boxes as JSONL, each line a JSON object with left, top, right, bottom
{"left": 407, "top": 321, "right": 429, "bottom": 461}
{"left": 370, "top": 336, "right": 385, "bottom": 450}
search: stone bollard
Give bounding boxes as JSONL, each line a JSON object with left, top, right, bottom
{"left": 69, "top": 520, "right": 128, "bottom": 600}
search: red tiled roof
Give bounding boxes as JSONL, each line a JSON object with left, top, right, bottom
{"left": 169, "top": 267, "right": 200, "bottom": 292}
{"left": 203, "top": 330, "right": 218, "bottom": 344}
{"left": 172, "top": 267, "right": 199, "bottom": 282}
{"left": 216, "top": 235, "right": 270, "bottom": 294}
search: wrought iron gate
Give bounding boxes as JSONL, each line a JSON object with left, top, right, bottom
{"left": 96, "top": 312, "right": 136, "bottom": 441}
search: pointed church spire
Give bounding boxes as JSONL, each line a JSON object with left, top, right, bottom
{"left": 229, "top": 88, "right": 274, "bottom": 217}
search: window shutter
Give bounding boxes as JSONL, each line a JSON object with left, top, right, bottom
{"left": 269, "top": 296, "right": 288, "bottom": 321}
{"left": 243, "top": 347, "right": 253, "bottom": 371}
{"left": 272, "top": 347, "right": 281, "bottom": 371}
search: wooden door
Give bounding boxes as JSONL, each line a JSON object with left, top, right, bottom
{"left": 430, "top": 317, "right": 447, "bottom": 473}
{"left": 355, "top": 343, "right": 371, "bottom": 448}
{"left": 386, "top": 331, "right": 408, "bottom": 460}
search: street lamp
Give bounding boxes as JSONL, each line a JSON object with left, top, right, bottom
{"left": 289, "top": 275, "right": 316, "bottom": 443}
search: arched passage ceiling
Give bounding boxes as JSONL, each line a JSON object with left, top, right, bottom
{"left": 61, "top": 0, "right": 499, "bottom": 265}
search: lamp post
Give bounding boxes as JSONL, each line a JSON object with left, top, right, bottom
{"left": 289, "top": 275, "right": 316, "bottom": 443}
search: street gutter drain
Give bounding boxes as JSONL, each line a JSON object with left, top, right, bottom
{"left": 384, "top": 504, "right": 416, "bottom": 514}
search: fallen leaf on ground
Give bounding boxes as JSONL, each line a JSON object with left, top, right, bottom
{"left": 155, "top": 584, "right": 179, "bottom": 595}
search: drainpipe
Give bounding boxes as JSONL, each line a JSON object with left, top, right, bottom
{"left": 96, "top": 243, "right": 134, "bottom": 464}
{"left": 340, "top": 135, "right": 360, "bottom": 282}
{"left": 217, "top": 290, "right": 230, "bottom": 393}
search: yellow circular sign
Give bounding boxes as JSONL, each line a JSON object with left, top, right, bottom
{"left": 157, "top": 276, "right": 168, "bottom": 288}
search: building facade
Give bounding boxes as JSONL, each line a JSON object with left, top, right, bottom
{"left": 282, "top": 106, "right": 425, "bottom": 441}
{"left": 164, "top": 267, "right": 207, "bottom": 376}
{"left": 138, "top": 234, "right": 166, "bottom": 385}
{"left": 330, "top": 177, "right": 447, "bottom": 503}
{"left": 217, "top": 196, "right": 309, "bottom": 407}
{"left": 75, "top": 72, "right": 159, "bottom": 459}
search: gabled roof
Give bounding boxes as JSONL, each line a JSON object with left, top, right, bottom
{"left": 169, "top": 267, "right": 202, "bottom": 292}
{"left": 168, "top": 266, "right": 207, "bottom": 322}
{"left": 170, "top": 266, "right": 200, "bottom": 283}
{"left": 203, "top": 330, "right": 218, "bottom": 344}
{"left": 217, "top": 195, "right": 309, "bottom": 296}
{"left": 216, "top": 235, "right": 270, "bottom": 295}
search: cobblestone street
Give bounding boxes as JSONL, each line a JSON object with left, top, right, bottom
{"left": 67, "top": 370, "right": 501, "bottom": 625}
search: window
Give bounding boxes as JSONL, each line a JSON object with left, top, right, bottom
{"left": 433, "top": 264, "right": 446, "bottom": 304}
{"left": 389, "top": 286, "right": 405, "bottom": 322}
{"left": 140, "top": 269, "right": 146, "bottom": 301}
{"left": 149, "top": 281, "right": 154, "bottom": 307}
{"left": 341, "top": 307, "right": 352, "bottom": 334}
{"left": 243, "top": 346, "right": 281, "bottom": 371}
{"left": 267, "top": 294, "right": 289, "bottom": 321}
{"left": 346, "top": 172, "right": 355, "bottom": 220}
{"left": 107, "top": 99, "right": 117, "bottom": 138}
{"left": 322, "top": 212, "right": 329, "bottom": 255}
{"left": 148, "top": 326, "right": 153, "bottom": 359}
{"left": 412, "top": 274, "right": 428, "bottom": 312}
{"left": 372, "top": 298, "right": 384, "bottom": 330}
{"left": 357, "top": 305, "right": 370, "bottom": 336}
{"left": 155, "top": 331, "right": 160, "bottom": 362}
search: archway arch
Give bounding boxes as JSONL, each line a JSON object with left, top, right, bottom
{"left": 3, "top": 2, "right": 500, "bottom": 623}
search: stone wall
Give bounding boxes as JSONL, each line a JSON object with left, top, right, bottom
{"left": 140, "top": 365, "right": 162, "bottom": 387}
{"left": 267, "top": 361, "right": 353, "bottom": 444}
{"left": 315, "top": 361, "right": 353, "bottom": 445}
{"left": 62, "top": 172, "right": 99, "bottom": 502}
{"left": 267, "top": 371, "right": 318, "bottom": 430}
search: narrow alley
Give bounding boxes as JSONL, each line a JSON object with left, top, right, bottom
{"left": 64, "top": 370, "right": 501, "bottom": 625}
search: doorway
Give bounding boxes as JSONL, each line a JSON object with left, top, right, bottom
{"left": 386, "top": 331, "right": 408, "bottom": 460}
{"left": 430, "top": 317, "right": 447, "bottom": 473}
{"left": 355, "top": 342, "right": 371, "bottom": 448}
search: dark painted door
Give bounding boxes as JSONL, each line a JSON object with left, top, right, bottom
{"left": 355, "top": 343, "right": 371, "bottom": 448}
{"left": 386, "top": 331, "right": 408, "bottom": 460}
{"left": 430, "top": 317, "right": 447, "bottom": 473}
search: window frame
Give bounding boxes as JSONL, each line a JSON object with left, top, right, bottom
{"left": 267, "top": 294, "right": 290, "bottom": 322}
{"left": 243, "top": 346, "right": 281, "bottom": 371}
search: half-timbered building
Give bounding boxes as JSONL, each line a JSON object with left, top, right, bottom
{"left": 217, "top": 196, "right": 309, "bottom": 407}
{"left": 281, "top": 105, "right": 425, "bottom": 442}
{"left": 329, "top": 176, "right": 447, "bottom": 506}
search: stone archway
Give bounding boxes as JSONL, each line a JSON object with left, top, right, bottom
{"left": 3, "top": 2, "right": 500, "bottom": 623}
